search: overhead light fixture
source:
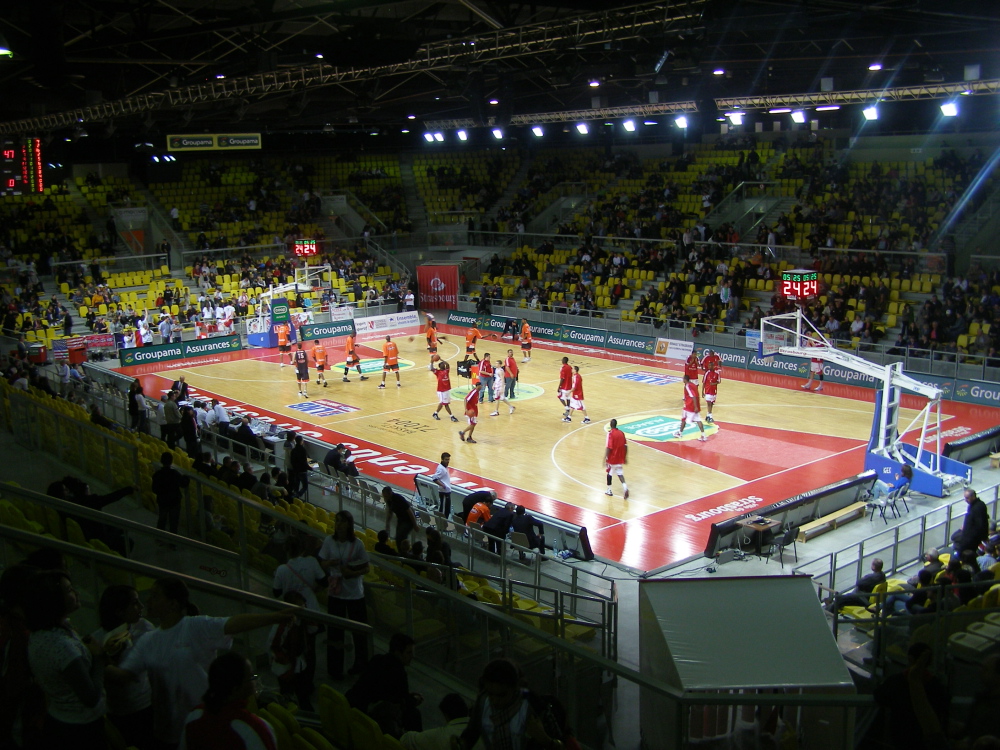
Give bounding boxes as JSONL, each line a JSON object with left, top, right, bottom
{"left": 488, "top": 98, "right": 499, "bottom": 105}
{"left": 961, "top": 90, "right": 973, "bottom": 96}
{"left": 401, "top": 129, "right": 410, "bottom": 133}
{"left": 589, "top": 80, "right": 600, "bottom": 88}
{"left": 940, "top": 102, "right": 958, "bottom": 117}
{"left": 315, "top": 53, "right": 324, "bottom": 59}
{"left": 868, "top": 63, "right": 883, "bottom": 71}
{"left": 674, "top": 115, "right": 688, "bottom": 129}
{"left": 433, "top": 132, "right": 444, "bottom": 142}
{"left": 713, "top": 68, "right": 725, "bottom": 76}
{"left": 423, "top": 133, "right": 434, "bottom": 142}
{"left": 152, "top": 156, "right": 159, "bottom": 162}
{"left": 531, "top": 126, "right": 544, "bottom": 137}
{"left": 576, "top": 123, "right": 589, "bottom": 134}
{"left": 769, "top": 108, "right": 791, "bottom": 114}
{"left": 492, "top": 128, "right": 503, "bottom": 139}
{"left": 215, "top": 74, "right": 226, "bottom": 79}
{"left": 790, "top": 111, "right": 806, "bottom": 124}
{"left": 725, "top": 112, "right": 743, "bottom": 125}
{"left": 815, "top": 105, "right": 841, "bottom": 111}
{"left": 644, "top": 120, "right": 657, "bottom": 125}
{"left": 73, "top": 127, "right": 88, "bottom": 139}
{"left": 407, "top": 114, "right": 416, "bottom": 120}
{"left": 862, "top": 106, "right": 878, "bottom": 121}
{"left": 0, "top": 33, "right": 12, "bottom": 58}
{"left": 622, "top": 119, "right": 636, "bottom": 132}
{"left": 457, "top": 130, "right": 468, "bottom": 141}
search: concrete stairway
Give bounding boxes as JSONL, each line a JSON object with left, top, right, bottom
{"left": 398, "top": 151, "right": 428, "bottom": 238}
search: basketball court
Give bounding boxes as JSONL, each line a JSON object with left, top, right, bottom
{"left": 116, "top": 319, "right": 1000, "bottom": 573}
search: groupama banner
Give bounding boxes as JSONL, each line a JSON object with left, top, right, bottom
{"left": 119, "top": 335, "right": 243, "bottom": 366}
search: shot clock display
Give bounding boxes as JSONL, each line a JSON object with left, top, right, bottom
{"left": 1, "top": 138, "right": 44, "bottom": 196}
{"left": 292, "top": 238, "right": 318, "bottom": 257}
{"left": 781, "top": 269, "right": 819, "bottom": 300}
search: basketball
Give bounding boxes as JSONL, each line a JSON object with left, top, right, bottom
{"left": 431, "top": 353, "right": 441, "bottom": 362}
{"left": 408, "top": 336, "right": 415, "bottom": 342}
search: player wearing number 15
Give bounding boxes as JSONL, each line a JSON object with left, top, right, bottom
{"left": 379, "top": 335, "right": 401, "bottom": 389}
{"left": 293, "top": 342, "right": 310, "bottom": 398}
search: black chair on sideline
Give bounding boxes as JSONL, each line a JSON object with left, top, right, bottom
{"left": 766, "top": 527, "right": 798, "bottom": 568}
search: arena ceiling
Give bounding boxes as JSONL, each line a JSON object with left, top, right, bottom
{"left": 0, "top": 0, "right": 998, "bottom": 138}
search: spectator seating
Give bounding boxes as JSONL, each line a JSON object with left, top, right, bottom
{"left": 414, "top": 150, "right": 521, "bottom": 223}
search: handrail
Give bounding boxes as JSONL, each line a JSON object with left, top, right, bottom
{"left": 326, "top": 189, "right": 389, "bottom": 233}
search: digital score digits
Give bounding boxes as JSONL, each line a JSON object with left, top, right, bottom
{"left": 781, "top": 269, "right": 819, "bottom": 300}
{"left": 1, "top": 138, "right": 44, "bottom": 196}
{"left": 292, "top": 239, "right": 318, "bottom": 257}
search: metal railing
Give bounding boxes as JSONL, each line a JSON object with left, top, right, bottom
{"left": 52, "top": 253, "right": 170, "bottom": 278}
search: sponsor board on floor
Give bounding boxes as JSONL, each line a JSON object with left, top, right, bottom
{"left": 286, "top": 399, "right": 361, "bottom": 417}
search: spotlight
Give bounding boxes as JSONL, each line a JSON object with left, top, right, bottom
{"left": 815, "top": 105, "right": 840, "bottom": 111}
{"left": 589, "top": 80, "right": 600, "bottom": 88}
{"left": 576, "top": 123, "right": 589, "bottom": 134}
{"left": 488, "top": 98, "right": 499, "bottom": 105}
{"left": 433, "top": 132, "right": 444, "bottom": 142}
{"left": 769, "top": 108, "right": 791, "bottom": 114}
{"left": 492, "top": 128, "right": 503, "bottom": 139}
{"left": 674, "top": 116, "right": 688, "bottom": 129}
{"left": 531, "top": 126, "right": 544, "bottom": 137}
{"left": 423, "top": 133, "right": 434, "bottom": 142}
{"left": 401, "top": 129, "right": 410, "bottom": 133}
{"left": 644, "top": 120, "right": 657, "bottom": 126}
{"left": 215, "top": 74, "right": 226, "bottom": 79}
{"left": 713, "top": 68, "right": 725, "bottom": 76}
{"left": 315, "top": 53, "right": 324, "bottom": 59}
{"left": 152, "top": 156, "right": 159, "bottom": 162}
{"left": 791, "top": 111, "right": 806, "bottom": 124}
{"left": 407, "top": 115, "right": 416, "bottom": 120}
{"left": 868, "top": 63, "right": 883, "bottom": 71}
{"left": 725, "top": 112, "right": 743, "bottom": 125}
{"left": 940, "top": 102, "right": 958, "bottom": 117}
{"left": 457, "top": 130, "right": 468, "bottom": 141}
{"left": 862, "top": 106, "right": 878, "bottom": 121}
{"left": 622, "top": 119, "right": 636, "bottom": 132}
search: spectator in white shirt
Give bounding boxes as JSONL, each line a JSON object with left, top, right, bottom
{"left": 211, "top": 399, "right": 230, "bottom": 434}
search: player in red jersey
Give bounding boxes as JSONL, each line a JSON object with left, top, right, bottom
{"left": 684, "top": 350, "right": 700, "bottom": 384}
{"left": 675, "top": 374, "right": 707, "bottom": 441}
{"left": 702, "top": 364, "right": 721, "bottom": 423}
{"left": 604, "top": 418, "right": 629, "bottom": 499}
{"left": 701, "top": 348, "right": 722, "bottom": 375}
{"left": 431, "top": 361, "right": 459, "bottom": 422}
{"left": 459, "top": 385, "right": 479, "bottom": 444}
{"left": 558, "top": 356, "right": 574, "bottom": 421}
{"left": 802, "top": 335, "right": 825, "bottom": 392}
{"left": 567, "top": 366, "right": 591, "bottom": 424}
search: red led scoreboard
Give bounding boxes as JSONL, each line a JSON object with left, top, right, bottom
{"left": 292, "top": 239, "right": 318, "bottom": 257}
{"left": 1, "top": 138, "right": 44, "bottom": 196}
{"left": 781, "top": 268, "right": 819, "bottom": 301}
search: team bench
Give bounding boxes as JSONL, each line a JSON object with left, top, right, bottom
{"left": 413, "top": 475, "right": 595, "bottom": 561}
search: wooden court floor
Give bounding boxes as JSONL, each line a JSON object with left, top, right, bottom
{"left": 121, "top": 322, "right": 1000, "bottom": 572}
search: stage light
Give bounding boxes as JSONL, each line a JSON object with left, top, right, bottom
{"left": 940, "top": 102, "right": 958, "bottom": 117}
{"left": 725, "top": 112, "right": 743, "bottom": 125}
{"left": 644, "top": 120, "right": 657, "bottom": 125}
{"left": 791, "top": 110, "right": 806, "bottom": 124}
{"left": 675, "top": 115, "right": 688, "bottom": 129}
{"left": 457, "top": 130, "right": 468, "bottom": 141}
{"left": 492, "top": 128, "right": 503, "bottom": 139}
{"left": 815, "top": 105, "right": 840, "bottom": 111}
{"left": 868, "top": 63, "right": 882, "bottom": 71}
{"left": 862, "top": 106, "right": 878, "bottom": 121}
{"left": 589, "top": 80, "right": 600, "bottom": 88}
{"left": 769, "top": 108, "right": 791, "bottom": 114}
{"left": 622, "top": 119, "right": 636, "bottom": 132}
{"left": 152, "top": 156, "right": 159, "bottom": 162}
{"left": 423, "top": 133, "right": 434, "bottom": 142}
{"left": 433, "top": 132, "right": 444, "bottom": 142}
{"left": 576, "top": 123, "right": 589, "bottom": 134}
{"left": 488, "top": 98, "right": 499, "bottom": 105}
{"left": 401, "top": 129, "right": 410, "bottom": 134}
{"left": 713, "top": 68, "right": 725, "bottom": 76}
{"left": 315, "top": 53, "right": 324, "bottom": 59}
{"left": 531, "top": 126, "right": 544, "bottom": 137}
{"left": 407, "top": 115, "right": 416, "bottom": 120}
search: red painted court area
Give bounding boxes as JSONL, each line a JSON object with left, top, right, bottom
{"left": 118, "top": 326, "right": 1000, "bottom": 573}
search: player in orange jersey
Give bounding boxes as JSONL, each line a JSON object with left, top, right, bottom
{"left": 378, "top": 335, "right": 401, "bottom": 389}
{"left": 342, "top": 331, "right": 368, "bottom": 382}
{"left": 311, "top": 339, "right": 328, "bottom": 388}
{"left": 464, "top": 324, "right": 483, "bottom": 361}
{"left": 425, "top": 315, "right": 439, "bottom": 371}
{"left": 275, "top": 322, "right": 292, "bottom": 367}
{"left": 520, "top": 319, "right": 532, "bottom": 362}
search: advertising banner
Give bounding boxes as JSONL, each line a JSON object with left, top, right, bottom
{"left": 119, "top": 335, "right": 243, "bottom": 366}
{"left": 524, "top": 320, "right": 561, "bottom": 341}
{"left": 270, "top": 299, "right": 291, "bottom": 325}
{"left": 746, "top": 352, "right": 810, "bottom": 377}
{"left": 953, "top": 379, "right": 1000, "bottom": 407}
{"left": 654, "top": 337, "right": 694, "bottom": 360}
{"left": 166, "top": 133, "right": 262, "bottom": 152}
{"left": 416, "top": 264, "right": 460, "bottom": 309}
{"left": 330, "top": 306, "right": 354, "bottom": 321}
{"left": 357, "top": 311, "right": 421, "bottom": 336}
{"left": 446, "top": 311, "right": 479, "bottom": 328}
{"left": 560, "top": 325, "right": 607, "bottom": 347}
{"left": 300, "top": 320, "right": 356, "bottom": 341}
{"left": 606, "top": 332, "right": 656, "bottom": 354}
